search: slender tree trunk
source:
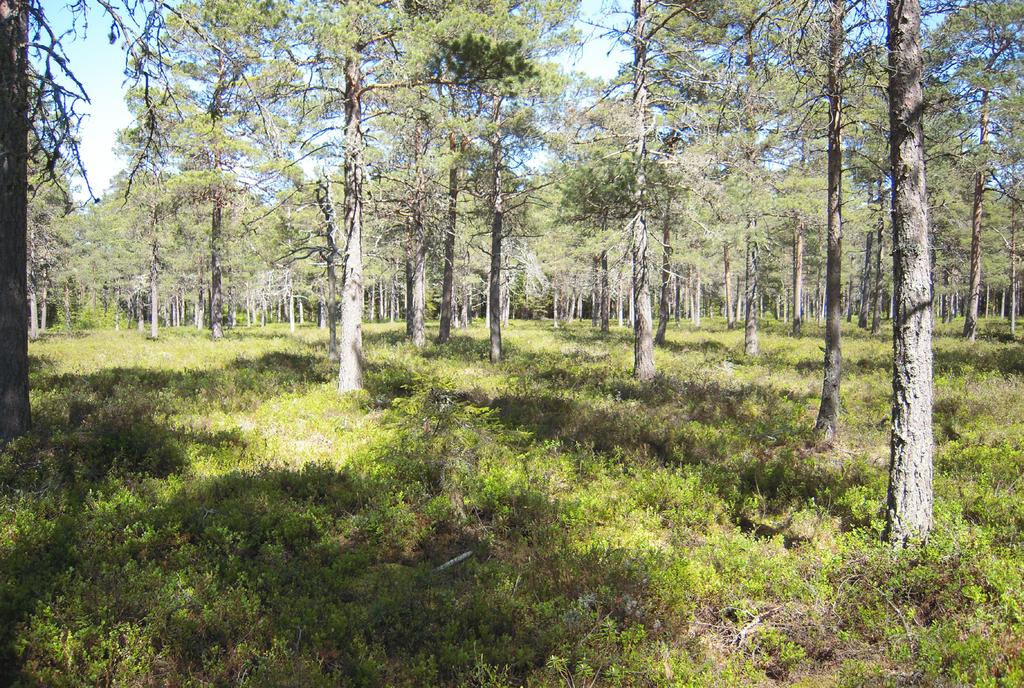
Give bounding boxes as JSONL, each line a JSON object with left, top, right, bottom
{"left": 858, "top": 230, "right": 873, "bottom": 328}
{"left": 317, "top": 178, "right": 340, "bottom": 360}
{"left": 210, "top": 186, "right": 225, "bottom": 339}
{"left": 630, "top": 0, "right": 655, "bottom": 380}
{"left": 744, "top": 231, "right": 759, "bottom": 357}
{"left": 0, "top": 0, "right": 30, "bottom": 441}
{"left": 150, "top": 241, "right": 159, "bottom": 339}
{"left": 792, "top": 221, "right": 804, "bottom": 336}
{"left": 600, "top": 250, "right": 610, "bottom": 332}
{"left": 27, "top": 267, "right": 36, "bottom": 341}
{"left": 1007, "top": 205, "right": 1015, "bottom": 337}
{"left": 724, "top": 244, "right": 734, "bottom": 329}
{"left": 288, "top": 270, "right": 296, "bottom": 334}
{"left": 692, "top": 264, "right": 702, "bottom": 328}
{"left": 40, "top": 283, "right": 47, "bottom": 333}
{"left": 963, "top": 90, "right": 989, "bottom": 341}
{"left": 338, "top": 57, "right": 365, "bottom": 392}
{"left": 872, "top": 184, "right": 885, "bottom": 335}
{"left": 884, "top": 0, "right": 934, "bottom": 547}
{"left": 410, "top": 129, "right": 427, "bottom": 347}
{"left": 438, "top": 134, "right": 459, "bottom": 343}
{"left": 488, "top": 97, "right": 504, "bottom": 364}
{"left": 815, "top": 0, "right": 844, "bottom": 439}
{"left": 655, "top": 205, "right": 671, "bottom": 345}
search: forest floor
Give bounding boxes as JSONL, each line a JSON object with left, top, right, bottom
{"left": 2, "top": 318, "right": 1022, "bottom": 686}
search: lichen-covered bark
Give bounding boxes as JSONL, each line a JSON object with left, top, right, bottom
{"left": 884, "top": 0, "right": 934, "bottom": 547}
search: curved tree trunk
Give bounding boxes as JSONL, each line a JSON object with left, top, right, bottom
{"left": 884, "top": 0, "right": 934, "bottom": 547}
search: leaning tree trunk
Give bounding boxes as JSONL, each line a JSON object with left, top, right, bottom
{"left": 655, "top": 205, "right": 672, "bottom": 345}
{"left": 815, "top": 0, "right": 844, "bottom": 439}
{"left": 962, "top": 90, "right": 989, "bottom": 341}
{"left": 338, "top": 57, "right": 365, "bottom": 392}
{"left": 744, "top": 230, "right": 759, "bottom": 357}
{"left": 884, "top": 0, "right": 934, "bottom": 547}
{"left": 792, "top": 220, "right": 804, "bottom": 336}
{"left": 0, "top": 0, "right": 30, "bottom": 442}
{"left": 630, "top": 0, "right": 656, "bottom": 380}
{"left": 437, "top": 134, "right": 459, "bottom": 343}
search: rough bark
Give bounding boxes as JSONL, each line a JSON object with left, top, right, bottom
{"left": 655, "top": 205, "right": 671, "bottom": 346}
{"left": 338, "top": 57, "right": 365, "bottom": 392}
{"left": 410, "top": 131, "right": 427, "bottom": 348}
{"left": 316, "top": 178, "right": 340, "bottom": 360}
{"left": 437, "top": 134, "right": 459, "bottom": 343}
{"left": 0, "top": 0, "right": 30, "bottom": 442}
{"left": 744, "top": 231, "right": 759, "bottom": 357}
{"left": 630, "top": 0, "right": 656, "bottom": 380}
{"left": 792, "top": 221, "right": 804, "bottom": 336}
{"left": 488, "top": 97, "right": 504, "bottom": 364}
{"left": 871, "top": 184, "right": 885, "bottom": 334}
{"left": 962, "top": 90, "right": 989, "bottom": 341}
{"left": 815, "top": 0, "right": 844, "bottom": 439}
{"left": 724, "top": 244, "right": 735, "bottom": 329}
{"left": 858, "top": 230, "right": 873, "bottom": 328}
{"left": 210, "top": 186, "right": 224, "bottom": 339}
{"left": 884, "top": 0, "right": 934, "bottom": 547}
{"left": 600, "top": 250, "right": 610, "bottom": 332}
{"left": 150, "top": 241, "right": 159, "bottom": 339}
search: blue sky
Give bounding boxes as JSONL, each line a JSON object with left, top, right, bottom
{"left": 40, "top": 0, "right": 629, "bottom": 197}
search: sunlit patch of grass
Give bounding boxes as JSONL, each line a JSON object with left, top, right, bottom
{"left": 1, "top": 318, "right": 1021, "bottom": 686}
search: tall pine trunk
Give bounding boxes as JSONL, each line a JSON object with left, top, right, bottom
{"left": 0, "top": 0, "right": 30, "bottom": 441}
{"left": 871, "top": 184, "right": 885, "bottom": 335}
{"left": 488, "top": 97, "right": 504, "bottom": 364}
{"left": 630, "top": 0, "right": 655, "bottom": 380}
{"left": 655, "top": 205, "right": 671, "bottom": 345}
{"left": 744, "top": 232, "right": 759, "bottom": 357}
{"left": 792, "top": 220, "right": 804, "bottom": 336}
{"left": 962, "top": 90, "right": 989, "bottom": 341}
{"left": 437, "top": 134, "right": 459, "bottom": 343}
{"left": 815, "top": 0, "right": 844, "bottom": 439}
{"left": 858, "top": 230, "right": 873, "bottom": 328}
{"left": 724, "top": 244, "right": 734, "bottom": 329}
{"left": 150, "top": 240, "right": 159, "bottom": 339}
{"left": 884, "top": 0, "right": 934, "bottom": 547}
{"left": 338, "top": 57, "right": 365, "bottom": 392}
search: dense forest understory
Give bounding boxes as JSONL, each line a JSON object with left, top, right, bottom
{"left": 2, "top": 319, "right": 1021, "bottom": 686}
